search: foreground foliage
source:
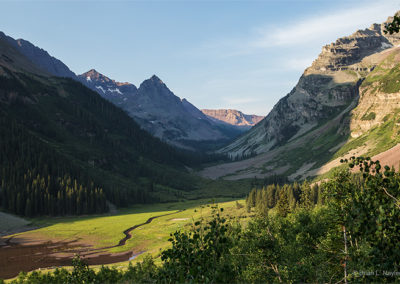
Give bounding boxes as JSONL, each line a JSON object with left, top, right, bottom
{"left": 5, "top": 157, "right": 400, "bottom": 283}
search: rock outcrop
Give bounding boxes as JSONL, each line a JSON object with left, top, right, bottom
{"left": 350, "top": 48, "right": 400, "bottom": 137}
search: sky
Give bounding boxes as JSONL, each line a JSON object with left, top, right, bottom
{"left": 1, "top": 0, "right": 399, "bottom": 115}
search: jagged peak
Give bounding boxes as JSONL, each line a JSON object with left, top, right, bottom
{"left": 140, "top": 74, "right": 167, "bottom": 88}
{"left": 80, "top": 69, "right": 111, "bottom": 81}
{"left": 80, "top": 69, "right": 137, "bottom": 90}
{"left": 87, "top": 68, "right": 98, "bottom": 74}
{"left": 150, "top": 74, "right": 164, "bottom": 83}
{"left": 82, "top": 69, "right": 101, "bottom": 76}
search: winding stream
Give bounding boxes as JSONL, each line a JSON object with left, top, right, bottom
{"left": 0, "top": 209, "right": 183, "bottom": 279}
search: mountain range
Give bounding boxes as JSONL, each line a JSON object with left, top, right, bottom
{"left": 77, "top": 69, "right": 251, "bottom": 150}
{"left": 0, "top": 31, "right": 258, "bottom": 151}
{"left": 201, "top": 13, "right": 400, "bottom": 180}
{"left": 3, "top": 11, "right": 400, "bottom": 189}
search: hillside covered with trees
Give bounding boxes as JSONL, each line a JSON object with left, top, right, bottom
{"left": 0, "top": 60, "right": 217, "bottom": 216}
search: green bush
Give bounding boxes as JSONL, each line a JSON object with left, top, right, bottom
{"left": 361, "top": 112, "right": 376, "bottom": 121}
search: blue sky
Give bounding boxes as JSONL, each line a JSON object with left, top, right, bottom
{"left": 1, "top": 0, "right": 399, "bottom": 115}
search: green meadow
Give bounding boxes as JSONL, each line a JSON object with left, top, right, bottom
{"left": 10, "top": 198, "right": 249, "bottom": 260}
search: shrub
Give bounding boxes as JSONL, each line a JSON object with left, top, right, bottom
{"left": 361, "top": 112, "right": 376, "bottom": 121}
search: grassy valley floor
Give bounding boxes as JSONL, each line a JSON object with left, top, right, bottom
{"left": 0, "top": 198, "right": 250, "bottom": 280}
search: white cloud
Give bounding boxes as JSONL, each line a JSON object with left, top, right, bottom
{"left": 252, "top": 0, "right": 400, "bottom": 48}
{"left": 192, "top": 0, "right": 399, "bottom": 58}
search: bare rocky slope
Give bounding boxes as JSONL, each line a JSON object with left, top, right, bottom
{"left": 202, "top": 13, "right": 400, "bottom": 180}
{"left": 201, "top": 109, "right": 264, "bottom": 129}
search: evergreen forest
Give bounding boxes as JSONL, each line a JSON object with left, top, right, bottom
{"left": 0, "top": 67, "right": 219, "bottom": 217}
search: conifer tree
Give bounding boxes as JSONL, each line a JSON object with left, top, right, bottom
{"left": 276, "top": 189, "right": 290, "bottom": 217}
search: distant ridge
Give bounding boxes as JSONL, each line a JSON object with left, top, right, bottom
{"left": 201, "top": 109, "right": 264, "bottom": 128}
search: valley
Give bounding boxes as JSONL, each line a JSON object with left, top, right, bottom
{"left": 0, "top": 199, "right": 248, "bottom": 280}
{"left": 1, "top": 3, "right": 400, "bottom": 283}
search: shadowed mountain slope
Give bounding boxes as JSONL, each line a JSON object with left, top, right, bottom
{"left": 0, "top": 33, "right": 210, "bottom": 217}
{"left": 201, "top": 13, "right": 400, "bottom": 181}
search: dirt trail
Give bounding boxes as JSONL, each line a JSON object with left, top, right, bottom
{"left": 0, "top": 210, "right": 182, "bottom": 280}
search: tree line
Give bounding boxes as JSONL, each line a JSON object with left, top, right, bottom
{"left": 246, "top": 180, "right": 324, "bottom": 216}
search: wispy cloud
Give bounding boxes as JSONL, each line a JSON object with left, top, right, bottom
{"left": 192, "top": 0, "right": 400, "bottom": 58}
{"left": 252, "top": 0, "right": 399, "bottom": 48}
{"left": 184, "top": 0, "right": 400, "bottom": 114}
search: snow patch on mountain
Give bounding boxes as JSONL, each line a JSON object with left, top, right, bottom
{"left": 95, "top": 86, "right": 105, "bottom": 93}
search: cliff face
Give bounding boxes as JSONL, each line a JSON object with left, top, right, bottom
{"left": 350, "top": 48, "right": 400, "bottom": 137}
{"left": 200, "top": 14, "right": 400, "bottom": 181}
{"left": 220, "top": 18, "right": 397, "bottom": 158}
{"left": 201, "top": 109, "right": 264, "bottom": 128}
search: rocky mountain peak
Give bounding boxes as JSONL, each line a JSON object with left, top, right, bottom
{"left": 78, "top": 69, "right": 137, "bottom": 103}
{"left": 139, "top": 75, "right": 171, "bottom": 95}
{"left": 150, "top": 74, "right": 162, "bottom": 82}
{"left": 81, "top": 69, "right": 113, "bottom": 83}
{"left": 86, "top": 68, "right": 98, "bottom": 74}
